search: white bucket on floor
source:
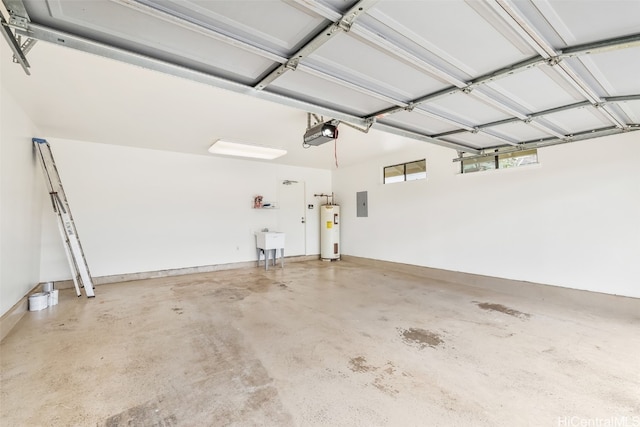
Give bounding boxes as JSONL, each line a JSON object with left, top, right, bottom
{"left": 47, "top": 290, "right": 59, "bottom": 306}
{"left": 42, "top": 282, "right": 54, "bottom": 292}
{"left": 29, "top": 293, "right": 49, "bottom": 311}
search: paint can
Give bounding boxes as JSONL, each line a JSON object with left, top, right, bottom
{"left": 42, "top": 282, "right": 54, "bottom": 292}
{"left": 47, "top": 290, "right": 59, "bottom": 306}
{"left": 28, "top": 293, "right": 49, "bottom": 311}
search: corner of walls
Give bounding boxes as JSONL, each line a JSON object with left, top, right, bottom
{"left": 0, "top": 85, "right": 45, "bottom": 317}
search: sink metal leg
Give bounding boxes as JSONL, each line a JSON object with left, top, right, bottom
{"left": 256, "top": 248, "right": 284, "bottom": 270}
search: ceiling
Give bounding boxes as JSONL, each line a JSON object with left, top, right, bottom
{"left": 2, "top": 0, "right": 640, "bottom": 168}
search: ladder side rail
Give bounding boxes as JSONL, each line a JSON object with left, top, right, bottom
{"left": 34, "top": 140, "right": 57, "bottom": 194}
{"left": 53, "top": 194, "right": 94, "bottom": 297}
{"left": 50, "top": 181, "right": 96, "bottom": 296}
{"left": 48, "top": 167, "right": 96, "bottom": 298}
{"left": 42, "top": 143, "right": 72, "bottom": 208}
{"left": 37, "top": 140, "right": 70, "bottom": 208}
{"left": 51, "top": 184, "right": 95, "bottom": 288}
{"left": 43, "top": 144, "right": 95, "bottom": 292}
{"left": 53, "top": 209, "right": 82, "bottom": 297}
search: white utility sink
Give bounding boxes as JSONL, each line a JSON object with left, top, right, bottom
{"left": 255, "top": 231, "right": 285, "bottom": 250}
{"left": 255, "top": 231, "right": 285, "bottom": 270}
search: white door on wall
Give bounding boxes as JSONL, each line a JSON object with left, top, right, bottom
{"left": 278, "top": 180, "right": 306, "bottom": 256}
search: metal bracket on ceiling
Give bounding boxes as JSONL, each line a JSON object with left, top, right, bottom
{"left": 13, "top": 33, "right": 36, "bottom": 63}
{"left": 9, "top": 13, "right": 26, "bottom": 29}
{"left": 307, "top": 113, "right": 326, "bottom": 128}
{"left": 285, "top": 57, "right": 299, "bottom": 71}
{"left": 337, "top": 20, "right": 353, "bottom": 32}
{"left": 1, "top": 12, "right": 31, "bottom": 75}
{"left": 546, "top": 56, "right": 561, "bottom": 66}
{"left": 307, "top": 113, "right": 340, "bottom": 130}
{"left": 5, "top": 0, "right": 29, "bottom": 27}
{"left": 338, "top": 5, "right": 368, "bottom": 32}
{"left": 340, "top": 117, "right": 375, "bottom": 134}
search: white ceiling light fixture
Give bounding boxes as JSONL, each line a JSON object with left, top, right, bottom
{"left": 208, "top": 139, "right": 287, "bottom": 160}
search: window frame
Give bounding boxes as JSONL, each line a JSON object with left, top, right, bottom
{"left": 383, "top": 159, "right": 426, "bottom": 184}
{"left": 460, "top": 149, "right": 537, "bottom": 174}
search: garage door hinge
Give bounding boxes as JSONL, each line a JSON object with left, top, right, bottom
{"left": 546, "top": 56, "right": 561, "bottom": 66}
{"left": 285, "top": 57, "right": 299, "bottom": 71}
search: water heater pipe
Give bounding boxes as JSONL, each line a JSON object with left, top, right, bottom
{"left": 314, "top": 192, "right": 336, "bottom": 205}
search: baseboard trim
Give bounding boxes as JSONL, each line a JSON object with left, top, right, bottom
{"left": 342, "top": 255, "right": 640, "bottom": 319}
{"left": 48, "top": 255, "right": 320, "bottom": 290}
{"left": 0, "top": 283, "right": 41, "bottom": 343}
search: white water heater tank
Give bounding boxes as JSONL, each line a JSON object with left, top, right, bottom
{"left": 320, "top": 204, "right": 340, "bottom": 260}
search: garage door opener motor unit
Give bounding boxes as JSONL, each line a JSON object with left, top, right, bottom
{"left": 303, "top": 120, "right": 338, "bottom": 146}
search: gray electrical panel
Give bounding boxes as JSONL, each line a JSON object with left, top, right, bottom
{"left": 356, "top": 191, "right": 368, "bottom": 217}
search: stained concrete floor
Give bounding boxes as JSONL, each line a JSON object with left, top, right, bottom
{"left": 1, "top": 260, "right": 639, "bottom": 426}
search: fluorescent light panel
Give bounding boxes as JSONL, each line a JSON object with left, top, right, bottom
{"left": 208, "top": 139, "right": 287, "bottom": 159}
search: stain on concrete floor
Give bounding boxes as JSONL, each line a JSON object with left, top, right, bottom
{"left": 99, "top": 398, "right": 177, "bottom": 427}
{"left": 208, "top": 287, "right": 250, "bottom": 301}
{"left": 475, "top": 302, "right": 531, "bottom": 319}
{"left": 348, "top": 357, "right": 401, "bottom": 396}
{"left": 348, "top": 356, "right": 374, "bottom": 373}
{"left": 373, "top": 376, "right": 399, "bottom": 396}
{"left": 398, "top": 327, "right": 443, "bottom": 349}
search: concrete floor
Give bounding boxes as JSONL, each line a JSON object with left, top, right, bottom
{"left": 1, "top": 259, "right": 639, "bottom": 426}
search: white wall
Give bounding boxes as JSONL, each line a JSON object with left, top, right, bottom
{"left": 40, "top": 139, "right": 331, "bottom": 280}
{"left": 0, "top": 86, "right": 45, "bottom": 316}
{"left": 333, "top": 132, "right": 640, "bottom": 298}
